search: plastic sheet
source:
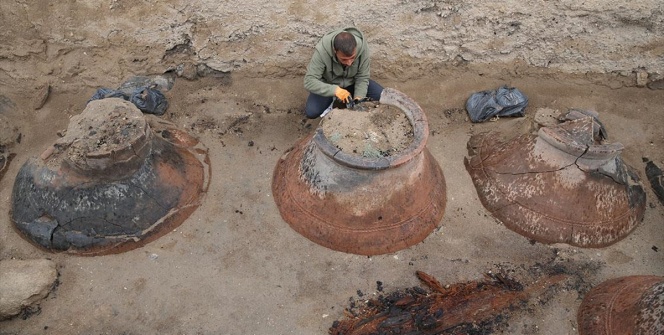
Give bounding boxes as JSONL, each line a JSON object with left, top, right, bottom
{"left": 465, "top": 85, "right": 528, "bottom": 122}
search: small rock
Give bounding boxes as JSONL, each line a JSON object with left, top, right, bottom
{"left": 0, "top": 259, "right": 58, "bottom": 320}
{"left": 33, "top": 83, "right": 51, "bottom": 110}
{"left": 647, "top": 78, "right": 664, "bottom": 90}
{"left": 177, "top": 63, "right": 198, "bottom": 81}
{"left": 0, "top": 114, "right": 20, "bottom": 147}
{"left": 534, "top": 107, "right": 561, "bottom": 129}
{"left": 635, "top": 69, "right": 648, "bottom": 87}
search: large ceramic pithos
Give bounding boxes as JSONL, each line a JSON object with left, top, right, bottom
{"left": 465, "top": 112, "right": 646, "bottom": 247}
{"left": 11, "top": 98, "right": 210, "bottom": 255}
{"left": 577, "top": 275, "right": 664, "bottom": 335}
{"left": 272, "top": 88, "right": 446, "bottom": 256}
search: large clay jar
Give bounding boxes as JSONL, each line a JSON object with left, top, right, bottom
{"left": 11, "top": 98, "right": 209, "bottom": 255}
{"left": 272, "top": 88, "right": 446, "bottom": 256}
{"left": 578, "top": 275, "right": 663, "bottom": 335}
{"left": 465, "top": 113, "right": 646, "bottom": 247}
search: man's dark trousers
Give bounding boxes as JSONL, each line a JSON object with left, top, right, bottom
{"left": 305, "top": 80, "right": 384, "bottom": 119}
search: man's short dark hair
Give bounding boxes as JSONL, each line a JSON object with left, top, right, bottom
{"left": 334, "top": 32, "right": 357, "bottom": 55}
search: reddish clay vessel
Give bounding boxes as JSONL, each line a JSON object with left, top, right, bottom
{"left": 11, "top": 98, "right": 210, "bottom": 255}
{"left": 578, "top": 275, "right": 663, "bottom": 335}
{"left": 465, "top": 114, "right": 646, "bottom": 247}
{"left": 272, "top": 88, "right": 446, "bottom": 255}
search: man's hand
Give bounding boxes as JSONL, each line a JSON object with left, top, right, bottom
{"left": 334, "top": 86, "right": 351, "bottom": 103}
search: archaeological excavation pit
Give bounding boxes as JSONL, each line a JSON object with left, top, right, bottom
{"left": 272, "top": 88, "right": 447, "bottom": 256}
{"left": 10, "top": 98, "right": 210, "bottom": 255}
{"left": 465, "top": 110, "right": 646, "bottom": 248}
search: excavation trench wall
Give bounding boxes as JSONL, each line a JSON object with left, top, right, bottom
{"left": 1, "top": 0, "right": 663, "bottom": 87}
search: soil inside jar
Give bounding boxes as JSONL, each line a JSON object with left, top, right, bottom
{"left": 320, "top": 102, "right": 414, "bottom": 158}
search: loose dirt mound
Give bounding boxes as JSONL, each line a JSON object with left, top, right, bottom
{"left": 321, "top": 103, "right": 413, "bottom": 158}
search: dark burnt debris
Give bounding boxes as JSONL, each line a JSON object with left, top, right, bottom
{"left": 329, "top": 258, "right": 597, "bottom": 335}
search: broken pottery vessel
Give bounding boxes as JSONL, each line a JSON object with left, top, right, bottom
{"left": 272, "top": 88, "right": 446, "bottom": 256}
{"left": 465, "top": 111, "right": 646, "bottom": 247}
{"left": 578, "top": 275, "right": 663, "bottom": 335}
{"left": 11, "top": 98, "right": 209, "bottom": 255}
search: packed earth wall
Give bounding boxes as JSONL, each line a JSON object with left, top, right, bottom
{"left": 1, "top": 0, "right": 663, "bottom": 87}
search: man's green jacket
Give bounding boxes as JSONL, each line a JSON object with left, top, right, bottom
{"left": 304, "top": 27, "right": 371, "bottom": 99}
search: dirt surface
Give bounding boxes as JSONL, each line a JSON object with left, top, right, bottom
{"left": 1, "top": 2, "right": 663, "bottom": 332}
{"left": 0, "top": 63, "right": 662, "bottom": 334}
{"left": 321, "top": 103, "right": 413, "bottom": 158}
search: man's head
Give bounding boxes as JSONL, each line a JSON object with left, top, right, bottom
{"left": 334, "top": 31, "right": 357, "bottom": 67}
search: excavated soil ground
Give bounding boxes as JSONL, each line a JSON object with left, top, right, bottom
{"left": 321, "top": 103, "right": 413, "bottom": 158}
{"left": 0, "top": 64, "right": 663, "bottom": 334}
